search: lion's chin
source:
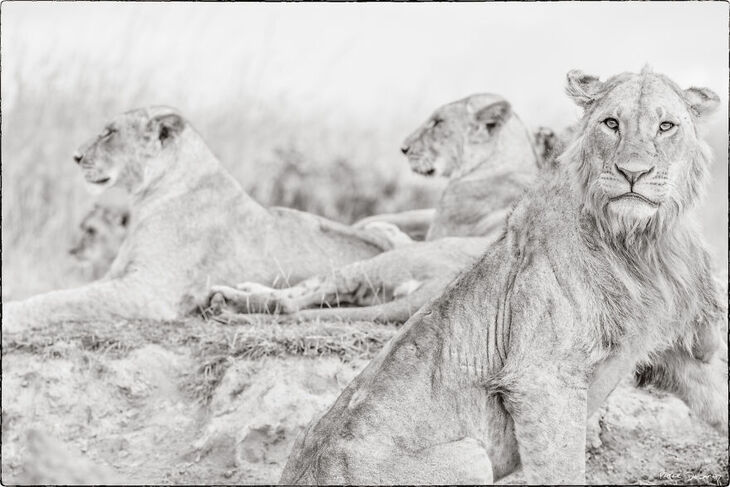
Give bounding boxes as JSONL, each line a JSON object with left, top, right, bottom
{"left": 607, "top": 197, "right": 659, "bottom": 220}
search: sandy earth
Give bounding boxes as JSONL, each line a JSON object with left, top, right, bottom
{"left": 1, "top": 318, "right": 727, "bottom": 485}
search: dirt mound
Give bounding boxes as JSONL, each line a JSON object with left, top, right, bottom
{"left": 191, "top": 357, "right": 367, "bottom": 483}
{"left": 2, "top": 318, "right": 727, "bottom": 484}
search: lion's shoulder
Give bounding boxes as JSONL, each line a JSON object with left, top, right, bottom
{"left": 505, "top": 171, "right": 580, "bottom": 241}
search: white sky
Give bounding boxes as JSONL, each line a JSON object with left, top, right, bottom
{"left": 2, "top": 2, "right": 727, "bottom": 129}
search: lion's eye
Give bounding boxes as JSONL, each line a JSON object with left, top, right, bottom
{"left": 659, "top": 121, "right": 675, "bottom": 132}
{"left": 603, "top": 118, "right": 619, "bottom": 130}
{"left": 101, "top": 128, "right": 115, "bottom": 139}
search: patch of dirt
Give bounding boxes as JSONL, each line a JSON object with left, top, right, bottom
{"left": 1, "top": 318, "right": 727, "bottom": 484}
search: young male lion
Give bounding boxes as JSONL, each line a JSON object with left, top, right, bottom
{"left": 2, "top": 107, "right": 397, "bottom": 332}
{"left": 279, "top": 68, "right": 727, "bottom": 484}
{"left": 208, "top": 94, "right": 543, "bottom": 323}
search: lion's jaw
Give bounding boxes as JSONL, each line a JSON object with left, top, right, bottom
{"left": 567, "top": 70, "right": 715, "bottom": 240}
{"left": 82, "top": 167, "right": 121, "bottom": 195}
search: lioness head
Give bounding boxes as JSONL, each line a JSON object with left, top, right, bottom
{"left": 73, "top": 106, "right": 187, "bottom": 195}
{"left": 400, "top": 94, "right": 531, "bottom": 178}
{"left": 69, "top": 204, "right": 130, "bottom": 277}
{"left": 562, "top": 67, "right": 719, "bottom": 236}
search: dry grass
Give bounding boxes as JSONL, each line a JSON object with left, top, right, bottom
{"left": 2, "top": 315, "right": 398, "bottom": 404}
{"left": 183, "top": 317, "right": 396, "bottom": 404}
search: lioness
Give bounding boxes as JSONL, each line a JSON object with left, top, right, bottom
{"left": 2, "top": 107, "right": 396, "bottom": 332}
{"left": 67, "top": 205, "right": 411, "bottom": 281}
{"left": 209, "top": 95, "right": 542, "bottom": 323}
{"left": 279, "top": 68, "right": 728, "bottom": 484}
{"left": 353, "top": 95, "right": 553, "bottom": 241}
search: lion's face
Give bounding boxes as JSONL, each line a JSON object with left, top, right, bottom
{"left": 69, "top": 204, "right": 129, "bottom": 270}
{"left": 400, "top": 94, "right": 513, "bottom": 178}
{"left": 565, "top": 68, "right": 719, "bottom": 232}
{"left": 73, "top": 107, "right": 185, "bottom": 195}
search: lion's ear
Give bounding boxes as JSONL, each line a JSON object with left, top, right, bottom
{"left": 149, "top": 113, "right": 185, "bottom": 145}
{"left": 565, "top": 70, "right": 605, "bottom": 108}
{"left": 684, "top": 87, "right": 720, "bottom": 119}
{"left": 474, "top": 101, "right": 512, "bottom": 131}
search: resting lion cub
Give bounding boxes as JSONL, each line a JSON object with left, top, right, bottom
{"left": 2, "top": 107, "right": 395, "bottom": 332}
{"left": 69, "top": 203, "right": 131, "bottom": 281}
{"left": 209, "top": 94, "right": 543, "bottom": 323}
{"left": 280, "top": 68, "right": 727, "bottom": 484}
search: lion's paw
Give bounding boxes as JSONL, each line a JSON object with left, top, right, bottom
{"left": 208, "top": 284, "right": 292, "bottom": 314}
{"left": 208, "top": 292, "right": 227, "bottom": 316}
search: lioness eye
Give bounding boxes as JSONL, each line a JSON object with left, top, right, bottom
{"left": 659, "top": 121, "right": 675, "bottom": 132}
{"left": 603, "top": 118, "right": 619, "bottom": 130}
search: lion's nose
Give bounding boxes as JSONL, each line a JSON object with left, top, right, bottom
{"left": 615, "top": 164, "right": 654, "bottom": 185}
{"left": 400, "top": 145, "right": 410, "bottom": 155}
{"left": 73, "top": 152, "right": 83, "bottom": 164}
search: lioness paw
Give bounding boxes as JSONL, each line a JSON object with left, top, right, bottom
{"left": 208, "top": 292, "right": 227, "bottom": 315}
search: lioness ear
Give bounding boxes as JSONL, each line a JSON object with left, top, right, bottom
{"left": 684, "top": 87, "right": 720, "bottom": 119}
{"left": 474, "top": 101, "right": 512, "bottom": 131}
{"left": 149, "top": 113, "right": 184, "bottom": 145}
{"left": 565, "top": 70, "right": 605, "bottom": 108}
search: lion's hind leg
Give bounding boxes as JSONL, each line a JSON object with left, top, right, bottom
{"left": 405, "top": 437, "right": 494, "bottom": 485}
{"left": 209, "top": 278, "right": 336, "bottom": 314}
{"left": 290, "top": 279, "right": 443, "bottom": 324}
{"left": 209, "top": 271, "right": 354, "bottom": 314}
{"left": 209, "top": 283, "right": 286, "bottom": 314}
{"left": 210, "top": 258, "right": 415, "bottom": 316}
{"left": 354, "top": 437, "right": 493, "bottom": 485}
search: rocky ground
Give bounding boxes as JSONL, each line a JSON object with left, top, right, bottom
{"left": 2, "top": 316, "right": 728, "bottom": 485}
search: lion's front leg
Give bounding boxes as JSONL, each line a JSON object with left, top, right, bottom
{"left": 2, "top": 278, "right": 170, "bottom": 333}
{"left": 635, "top": 342, "right": 728, "bottom": 436}
{"left": 635, "top": 282, "right": 729, "bottom": 436}
{"left": 507, "top": 367, "right": 588, "bottom": 484}
{"left": 373, "top": 437, "right": 494, "bottom": 484}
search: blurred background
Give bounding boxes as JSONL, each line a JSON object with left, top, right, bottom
{"left": 2, "top": 2, "right": 727, "bottom": 301}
